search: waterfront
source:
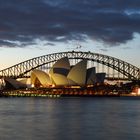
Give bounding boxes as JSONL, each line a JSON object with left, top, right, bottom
{"left": 0, "top": 97, "right": 140, "bottom": 140}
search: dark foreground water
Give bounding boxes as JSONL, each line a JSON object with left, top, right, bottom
{"left": 0, "top": 97, "right": 140, "bottom": 140}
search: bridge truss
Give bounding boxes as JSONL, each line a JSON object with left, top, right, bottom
{"left": 0, "top": 51, "right": 139, "bottom": 81}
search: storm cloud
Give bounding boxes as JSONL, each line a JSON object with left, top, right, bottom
{"left": 0, "top": 0, "right": 140, "bottom": 47}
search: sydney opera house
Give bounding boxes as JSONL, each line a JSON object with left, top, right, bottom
{"left": 3, "top": 57, "right": 106, "bottom": 89}
{"left": 31, "top": 57, "right": 106, "bottom": 88}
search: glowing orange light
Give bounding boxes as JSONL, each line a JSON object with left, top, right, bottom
{"left": 52, "top": 84, "right": 55, "bottom": 87}
{"left": 137, "top": 88, "right": 140, "bottom": 95}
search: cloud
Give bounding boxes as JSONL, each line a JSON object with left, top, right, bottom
{"left": 100, "top": 48, "right": 108, "bottom": 52}
{"left": 0, "top": 40, "right": 17, "bottom": 48}
{"left": 45, "top": 42, "right": 55, "bottom": 46}
{"left": 0, "top": 0, "right": 140, "bottom": 47}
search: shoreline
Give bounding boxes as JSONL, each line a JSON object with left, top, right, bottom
{"left": 0, "top": 88, "right": 138, "bottom": 97}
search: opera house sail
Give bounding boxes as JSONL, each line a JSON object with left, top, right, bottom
{"left": 67, "top": 59, "right": 87, "bottom": 86}
{"left": 31, "top": 69, "right": 52, "bottom": 87}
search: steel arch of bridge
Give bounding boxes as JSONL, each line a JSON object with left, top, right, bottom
{"left": 0, "top": 51, "right": 139, "bottom": 81}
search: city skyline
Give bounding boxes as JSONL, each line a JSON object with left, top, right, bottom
{"left": 0, "top": 0, "right": 140, "bottom": 69}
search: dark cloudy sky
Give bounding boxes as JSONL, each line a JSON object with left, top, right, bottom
{"left": 0, "top": 0, "right": 140, "bottom": 68}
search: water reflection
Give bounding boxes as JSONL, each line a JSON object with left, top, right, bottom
{"left": 0, "top": 97, "right": 140, "bottom": 140}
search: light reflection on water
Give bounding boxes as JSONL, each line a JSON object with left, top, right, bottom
{"left": 0, "top": 97, "right": 140, "bottom": 140}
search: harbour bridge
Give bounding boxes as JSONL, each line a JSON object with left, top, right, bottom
{"left": 0, "top": 51, "right": 139, "bottom": 81}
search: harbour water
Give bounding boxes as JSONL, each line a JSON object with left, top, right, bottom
{"left": 0, "top": 97, "right": 140, "bottom": 140}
